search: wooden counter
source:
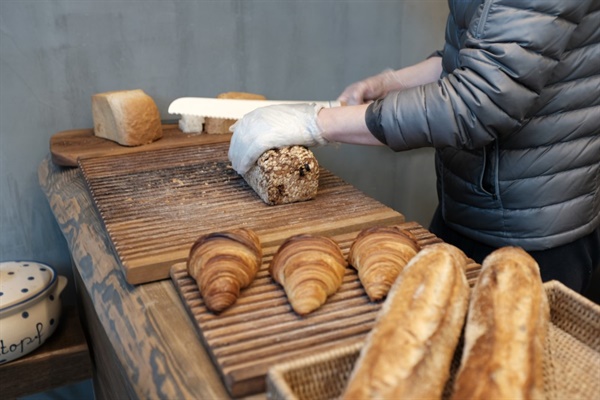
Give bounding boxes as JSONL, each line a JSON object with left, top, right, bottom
{"left": 37, "top": 151, "right": 405, "bottom": 399}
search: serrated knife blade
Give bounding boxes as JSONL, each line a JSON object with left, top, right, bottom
{"left": 168, "top": 97, "right": 343, "bottom": 120}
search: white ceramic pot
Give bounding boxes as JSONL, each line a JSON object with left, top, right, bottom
{"left": 0, "top": 261, "right": 67, "bottom": 364}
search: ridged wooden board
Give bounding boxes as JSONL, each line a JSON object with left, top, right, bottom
{"left": 50, "top": 124, "right": 230, "bottom": 167}
{"left": 170, "top": 221, "right": 482, "bottom": 398}
{"left": 78, "top": 142, "right": 405, "bottom": 284}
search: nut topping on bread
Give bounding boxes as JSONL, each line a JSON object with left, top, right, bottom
{"left": 243, "top": 146, "right": 319, "bottom": 205}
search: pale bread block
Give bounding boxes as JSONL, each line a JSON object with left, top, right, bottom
{"left": 242, "top": 146, "right": 319, "bottom": 205}
{"left": 92, "top": 89, "right": 162, "bottom": 146}
{"left": 178, "top": 115, "right": 205, "bottom": 134}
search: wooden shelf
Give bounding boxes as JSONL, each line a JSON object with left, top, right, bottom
{"left": 0, "top": 306, "right": 93, "bottom": 399}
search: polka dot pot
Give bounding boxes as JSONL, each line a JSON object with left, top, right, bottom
{"left": 0, "top": 261, "right": 67, "bottom": 364}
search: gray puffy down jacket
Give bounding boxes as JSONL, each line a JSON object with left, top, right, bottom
{"left": 366, "top": 0, "right": 600, "bottom": 250}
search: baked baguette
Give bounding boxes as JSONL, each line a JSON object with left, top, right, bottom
{"left": 92, "top": 89, "right": 163, "bottom": 146}
{"left": 342, "top": 243, "right": 470, "bottom": 400}
{"left": 204, "top": 91, "right": 267, "bottom": 134}
{"left": 451, "top": 246, "right": 549, "bottom": 400}
{"left": 269, "top": 234, "right": 347, "bottom": 315}
{"left": 187, "top": 228, "right": 262, "bottom": 313}
{"left": 243, "top": 146, "right": 319, "bottom": 205}
{"left": 347, "top": 225, "right": 420, "bottom": 301}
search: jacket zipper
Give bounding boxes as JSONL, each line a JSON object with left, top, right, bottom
{"left": 476, "top": 0, "right": 493, "bottom": 39}
{"left": 481, "top": 142, "right": 498, "bottom": 200}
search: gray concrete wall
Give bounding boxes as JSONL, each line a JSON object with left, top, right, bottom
{"left": 0, "top": 1, "right": 448, "bottom": 306}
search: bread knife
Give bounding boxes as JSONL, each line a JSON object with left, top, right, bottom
{"left": 168, "top": 97, "right": 343, "bottom": 120}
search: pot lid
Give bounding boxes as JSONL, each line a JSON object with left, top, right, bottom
{"left": 0, "top": 261, "right": 56, "bottom": 311}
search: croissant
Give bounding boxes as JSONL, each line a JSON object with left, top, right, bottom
{"left": 347, "top": 226, "right": 420, "bottom": 301}
{"left": 187, "top": 228, "right": 262, "bottom": 313}
{"left": 269, "top": 234, "right": 348, "bottom": 315}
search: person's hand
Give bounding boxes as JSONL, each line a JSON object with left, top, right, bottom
{"left": 228, "top": 103, "right": 328, "bottom": 174}
{"left": 337, "top": 69, "right": 401, "bottom": 105}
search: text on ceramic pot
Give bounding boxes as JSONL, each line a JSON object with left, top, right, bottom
{"left": 0, "top": 323, "right": 44, "bottom": 355}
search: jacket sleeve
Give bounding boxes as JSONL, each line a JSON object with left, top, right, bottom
{"left": 366, "top": 0, "right": 593, "bottom": 151}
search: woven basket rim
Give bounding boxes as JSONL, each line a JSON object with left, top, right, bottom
{"left": 267, "top": 280, "right": 600, "bottom": 400}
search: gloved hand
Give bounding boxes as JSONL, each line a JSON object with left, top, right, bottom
{"left": 337, "top": 69, "right": 400, "bottom": 105}
{"left": 228, "top": 103, "right": 328, "bottom": 175}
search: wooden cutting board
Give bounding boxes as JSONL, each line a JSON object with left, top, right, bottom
{"left": 50, "top": 124, "right": 230, "bottom": 167}
{"left": 79, "top": 142, "right": 405, "bottom": 285}
{"left": 170, "top": 222, "right": 482, "bottom": 398}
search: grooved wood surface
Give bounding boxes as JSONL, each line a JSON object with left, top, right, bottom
{"left": 50, "top": 124, "right": 229, "bottom": 167}
{"left": 170, "top": 221, "right": 482, "bottom": 398}
{"left": 78, "top": 142, "right": 405, "bottom": 285}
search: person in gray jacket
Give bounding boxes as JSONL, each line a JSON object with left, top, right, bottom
{"left": 228, "top": 0, "right": 600, "bottom": 294}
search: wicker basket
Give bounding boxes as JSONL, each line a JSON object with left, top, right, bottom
{"left": 267, "top": 281, "right": 600, "bottom": 400}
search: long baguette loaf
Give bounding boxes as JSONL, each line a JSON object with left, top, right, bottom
{"left": 451, "top": 246, "right": 549, "bottom": 400}
{"left": 243, "top": 146, "right": 319, "bottom": 205}
{"left": 342, "top": 243, "right": 470, "bottom": 400}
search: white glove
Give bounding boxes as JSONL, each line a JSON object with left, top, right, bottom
{"left": 228, "top": 103, "right": 328, "bottom": 174}
{"left": 337, "top": 69, "right": 400, "bottom": 105}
